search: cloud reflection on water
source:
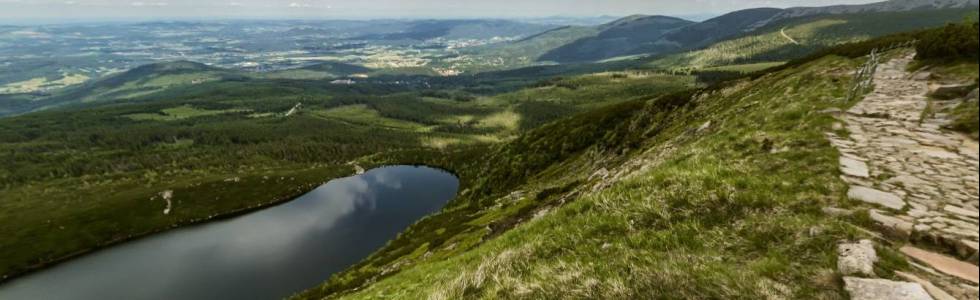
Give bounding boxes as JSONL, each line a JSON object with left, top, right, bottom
{"left": 0, "top": 166, "right": 458, "bottom": 300}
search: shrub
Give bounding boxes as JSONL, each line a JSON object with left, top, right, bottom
{"left": 916, "top": 22, "right": 979, "bottom": 61}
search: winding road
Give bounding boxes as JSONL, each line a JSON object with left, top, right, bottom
{"left": 780, "top": 27, "right": 800, "bottom": 45}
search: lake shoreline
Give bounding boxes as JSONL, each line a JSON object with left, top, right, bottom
{"left": 0, "top": 168, "right": 355, "bottom": 286}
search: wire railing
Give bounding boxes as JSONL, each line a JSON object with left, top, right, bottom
{"left": 845, "top": 40, "right": 917, "bottom": 102}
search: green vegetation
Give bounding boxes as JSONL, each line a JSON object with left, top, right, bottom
{"left": 538, "top": 15, "right": 695, "bottom": 63}
{"left": 648, "top": 9, "right": 979, "bottom": 70}
{"left": 948, "top": 98, "right": 979, "bottom": 139}
{"left": 913, "top": 22, "right": 980, "bottom": 139}
{"left": 925, "top": 63, "right": 979, "bottom": 140}
{"left": 0, "top": 73, "right": 89, "bottom": 94}
{"left": 124, "top": 105, "right": 250, "bottom": 121}
{"left": 701, "top": 62, "right": 786, "bottom": 73}
{"left": 296, "top": 53, "right": 875, "bottom": 300}
{"left": 3, "top": 9, "right": 979, "bottom": 298}
{"left": 0, "top": 61, "right": 693, "bottom": 280}
{"left": 915, "top": 22, "right": 979, "bottom": 62}
{"left": 286, "top": 23, "right": 980, "bottom": 299}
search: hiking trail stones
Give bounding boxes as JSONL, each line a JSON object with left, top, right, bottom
{"left": 826, "top": 51, "right": 979, "bottom": 299}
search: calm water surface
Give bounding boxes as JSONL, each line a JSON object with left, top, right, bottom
{"left": 0, "top": 165, "right": 458, "bottom": 300}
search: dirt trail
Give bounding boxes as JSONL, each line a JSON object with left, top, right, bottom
{"left": 780, "top": 28, "right": 800, "bottom": 45}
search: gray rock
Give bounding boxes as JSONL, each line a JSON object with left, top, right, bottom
{"left": 911, "top": 71, "right": 931, "bottom": 81}
{"left": 838, "top": 240, "right": 878, "bottom": 276}
{"left": 885, "top": 175, "right": 929, "bottom": 189}
{"left": 841, "top": 156, "right": 871, "bottom": 178}
{"left": 943, "top": 205, "right": 979, "bottom": 219}
{"left": 843, "top": 277, "right": 933, "bottom": 300}
{"left": 895, "top": 271, "right": 956, "bottom": 300}
{"left": 901, "top": 246, "right": 980, "bottom": 284}
{"left": 870, "top": 209, "right": 914, "bottom": 235}
{"left": 849, "top": 186, "right": 906, "bottom": 210}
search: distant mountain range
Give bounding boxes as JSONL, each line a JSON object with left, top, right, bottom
{"left": 537, "top": 15, "right": 695, "bottom": 62}
{"left": 528, "top": 0, "right": 979, "bottom": 63}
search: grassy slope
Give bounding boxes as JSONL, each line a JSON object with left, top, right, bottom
{"left": 297, "top": 54, "right": 904, "bottom": 299}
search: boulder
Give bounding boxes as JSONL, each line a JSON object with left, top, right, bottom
{"left": 838, "top": 240, "right": 878, "bottom": 276}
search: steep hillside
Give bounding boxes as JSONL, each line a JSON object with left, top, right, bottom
{"left": 297, "top": 45, "right": 867, "bottom": 300}
{"left": 658, "top": 8, "right": 784, "bottom": 50}
{"left": 294, "top": 27, "right": 978, "bottom": 299}
{"left": 538, "top": 16, "right": 695, "bottom": 63}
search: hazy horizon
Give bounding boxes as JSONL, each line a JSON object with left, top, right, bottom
{"left": 2, "top": 0, "right": 885, "bottom": 24}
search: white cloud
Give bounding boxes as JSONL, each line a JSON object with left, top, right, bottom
{"left": 130, "top": 1, "right": 167, "bottom": 6}
{"left": 0, "top": 0, "right": 890, "bottom": 20}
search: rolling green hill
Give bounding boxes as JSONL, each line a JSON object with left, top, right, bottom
{"left": 646, "top": 8, "right": 979, "bottom": 70}
{"left": 0, "top": 61, "right": 242, "bottom": 117}
{"left": 500, "top": 0, "right": 978, "bottom": 64}
{"left": 656, "top": 8, "right": 784, "bottom": 50}
{"left": 538, "top": 15, "right": 695, "bottom": 63}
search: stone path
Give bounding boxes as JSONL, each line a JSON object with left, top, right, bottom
{"left": 826, "top": 52, "right": 980, "bottom": 299}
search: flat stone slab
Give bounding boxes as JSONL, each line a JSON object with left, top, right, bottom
{"left": 885, "top": 175, "right": 929, "bottom": 189}
{"left": 841, "top": 156, "right": 871, "bottom": 178}
{"left": 901, "top": 246, "right": 979, "bottom": 284}
{"left": 839, "top": 240, "right": 878, "bottom": 276}
{"left": 849, "top": 186, "right": 906, "bottom": 210}
{"left": 843, "top": 277, "right": 932, "bottom": 300}
{"left": 895, "top": 271, "right": 957, "bottom": 300}
{"left": 943, "top": 205, "right": 979, "bottom": 219}
{"left": 870, "top": 209, "right": 913, "bottom": 235}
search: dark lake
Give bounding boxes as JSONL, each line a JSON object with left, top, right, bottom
{"left": 0, "top": 165, "right": 458, "bottom": 300}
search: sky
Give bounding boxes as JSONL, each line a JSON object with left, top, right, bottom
{"left": 1, "top": 0, "right": 885, "bottom": 23}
